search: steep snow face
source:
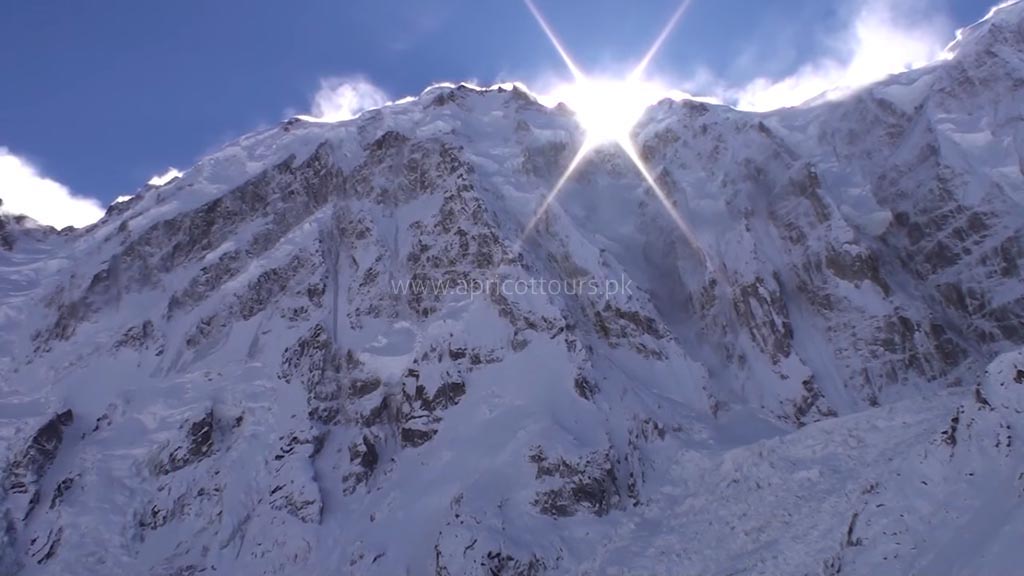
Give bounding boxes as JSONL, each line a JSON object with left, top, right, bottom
{"left": 3, "top": 4, "right": 1024, "bottom": 575}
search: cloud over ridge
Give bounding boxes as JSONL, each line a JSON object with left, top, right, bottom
{"left": 0, "top": 147, "right": 105, "bottom": 229}
{"left": 685, "top": 0, "right": 953, "bottom": 111}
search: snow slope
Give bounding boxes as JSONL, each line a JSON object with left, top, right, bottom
{"left": 2, "top": 3, "right": 1024, "bottom": 574}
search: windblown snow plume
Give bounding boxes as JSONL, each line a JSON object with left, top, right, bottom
{"left": 147, "top": 167, "right": 183, "bottom": 187}
{"left": 305, "top": 76, "right": 390, "bottom": 122}
{"left": 697, "top": 0, "right": 953, "bottom": 110}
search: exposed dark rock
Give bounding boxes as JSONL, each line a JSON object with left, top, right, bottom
{"left": 400, "top": 427, "right": 438, "bottom": 448}
{"left": 2, "top": 410, "right": 74, "bottom": 498}
{"left": 573, "top": 374, "right": 598, "bottom": 400}
{"left": 940, "top": 407, "right": 962, "bottom": 448}
{"left": 280, "top": 323, "right": 344, "bottom": 425}
{"left": 593, "top": 302, "right": 667, "bottom": 360}
{"left": 114, "top": 319, "right": 157, "bottom": 351}
{"left": 33, "top": 526, "right": 63, "bottom": 565}
{"left": 793, "top": 378, "right": 837, "bottom": 426}
{"left": 530, "top": 448, "right": 620, "bottom": 518}
{"left": 236, "top": 254, "right": 311, "bottom": 321}
{"left": 825, "top": 246, "right": 891, "bottom": 295}
{"left": 481, "top": 550, "right": 548, "bottom": 576}
{"left": 343, "top": 434, "right": 382, "bottom": 495}
{"left": 166, "top": 249, "right": 246, "bottom": 318}
{"left": 974, "top": 385, "right": 993, "bottom": 409}
{"left": 49, "top": 476, "right": 77, "bottom": 510}
{"left": 791, "top": 165, "right": 831, "bottom": 224}
{"left": 418, "top": 380, "right": 466, "bottom": 413}
{"left": 350, "top": 377, "right": 382, "bottom": 398}
{"left": 0, "top": 214, "right": 13, "bottom": 251}
{"left": 733, "top": 275, "right": 794, "bottom": 364}
{"left": 157, "top": 410, "right": 214, "bottom": 475}
{"left": 844, "top": 512, "right": 863, "bottom": 548}
{"left": 358, "top": 435, "right": 379, "bottom": 472}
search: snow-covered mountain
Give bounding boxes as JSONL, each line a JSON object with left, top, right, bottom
{"left": 3, "top": 3, "right": 1024, "bottom": 574}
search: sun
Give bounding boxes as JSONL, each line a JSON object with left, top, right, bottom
{"left": 546, "top": 77, "right": 668, "bottom": 150}
{"left": 520, "top": 0, "right": 705, "bottom": 261}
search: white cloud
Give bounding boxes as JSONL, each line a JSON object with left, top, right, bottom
{"left": 303, "top": 77, "right": 390, "bottom": 122}
{"left": 693, "top": 0, "right": 951, "bottom": 111}
{"left": 0, "top": 147, "right": 105, "bottom": 229}
{"left": 147, "top": 167, "right": 183, "bottom": 186}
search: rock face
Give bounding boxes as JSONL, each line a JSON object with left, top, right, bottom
{"left": 2, "top": 4, "right": 1024, "bottom": 575}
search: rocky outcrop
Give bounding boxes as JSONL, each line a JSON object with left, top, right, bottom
{"left": 153, "top": 410, "right": 215, "bottom": 476}
{"left": 2, "top": 410, "right": 74, "bottom": 517}
{"left": 529, "top": 447, "right": 620, "bottom": 518}
{"left": 0, "top": 410, "right": 74, "bottom": 570}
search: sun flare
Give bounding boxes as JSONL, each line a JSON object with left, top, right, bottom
{"left": 521, "top": 0, "right": 704, "bottom": 262}
{"left": 544, "top": 78, "right": 668, "bottom": 150}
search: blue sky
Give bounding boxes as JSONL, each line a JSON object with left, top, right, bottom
{"left": 0, "top": 0, "right": 993, "bottom": 227}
